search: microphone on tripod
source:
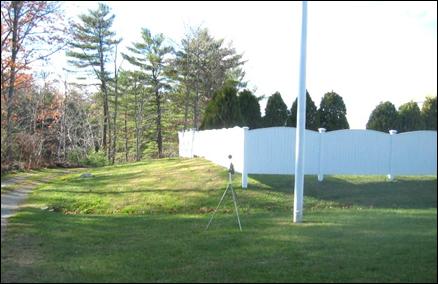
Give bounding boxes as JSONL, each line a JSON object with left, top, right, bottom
{"left": 206, "top": 154, "right": 242, "bottom": 231}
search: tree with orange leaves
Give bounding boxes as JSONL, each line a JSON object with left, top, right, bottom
{"left": 1, "top": 1, "right": 65, "bottom": 161}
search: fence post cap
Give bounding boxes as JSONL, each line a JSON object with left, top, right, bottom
{"left": 389, "top": 130, "right": 398, "bottom": 135}
{"left": 318, "top": 128, "right": 327, "bottom": 133}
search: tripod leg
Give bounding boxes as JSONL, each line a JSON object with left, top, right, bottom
{"left": 206, "top": 184, "right": 230, "bottom": 230}
{"left": 230, "top": 185, "right": 242, "bottom": 231}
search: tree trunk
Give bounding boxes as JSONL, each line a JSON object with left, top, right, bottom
{"left": 135, "top": 118, "right": 140, "bottom": 162}
{"left": 107, "top": 106, "right": 112, "bottom": 160}
{"left": 111, "top": 46, "right": 119, "bottom": 165}
{"left": 193, "top": 91, "right": 199, "bottom": 130}
{"left": 192, "top": 74, "right": 201, "bottom": 130}
{"left": 104, "top": 79, "right": 111, "bottom": 160}
{"left": 183, "top": 83, "right": 190, "bottom": 131}
{"left": 124, "top": 108, "right": 128, "bottom": 162}
{"left": 134, "top": 91, "right": 140, "bottom": 162}
{"left": 99, "top": 37, "right": 109, "bottom": 157}
{"left": 156, "top": 90, "right": 163, "bottom": 158}
{"left": 6, "top": 2, "right": 20, "bottom": 161}
{"left": 62, "top": 80, "right": 68, "bottom": 161}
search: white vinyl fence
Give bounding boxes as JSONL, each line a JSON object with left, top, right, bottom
{"left": 178, "top": 127, "right": 437, "bottom": 188}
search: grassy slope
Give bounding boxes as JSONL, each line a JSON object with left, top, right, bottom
{"left": 1, "top": 158, "right": 436, "bottom": 283}
{"left": 1, "top": 168, "right": 79, "bottom": 194}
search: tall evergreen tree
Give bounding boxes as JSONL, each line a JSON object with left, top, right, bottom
{"left": 117, "top": 70, "right": 148, "bottom": 161}
{"left": 175, "top": 27, "right": 244, "bottom": 129}
{"left": 398, "top": 101, "right": 424, "bottom": 132}
{"left": 318, "top": 91, "right": 349, "bottom": 131}
{"left": 288, "top": 90, "right": 319, "bottom": 130}
{"left": 67, "top": 3, "right": 121, "bottom": 156}
{"left": 200, "top": 83, "right": 242, "bottom": 130}
{"left": 421, "top": 96, "right": 437, "bottom": 130}
{"left": 238, "top": 89, "right": 261, "bottom": 129}
{"left": 122, "top": 28, "right": 173, "bottom": 158}
{"left": 366, "top": 101, "right": 399, "bottom": 132}
{"left": 263, "top": 92, "right": 288, "bottom": 127}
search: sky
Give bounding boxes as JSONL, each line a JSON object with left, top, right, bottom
{"left": 55, "top": 1, "right": 437, "bottom": 129}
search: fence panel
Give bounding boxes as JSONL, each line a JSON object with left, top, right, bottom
{"left": 391, "top": 131, "right": 437, "bottom": 175}
{"left": 179, "top": 127, "right": 437, "bottom": 183}
{"left": 179, "top": 127, "right": 245, "bottom": 172}
{"left": 321, "top": 130, "right": 391, "bottom": 175}
{"left": 246, "top": 127, "right": 295, "bottom": 174}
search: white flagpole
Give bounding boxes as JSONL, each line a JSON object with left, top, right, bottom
{"left": 293, "top": 1, "right": 308, "bottom": 223}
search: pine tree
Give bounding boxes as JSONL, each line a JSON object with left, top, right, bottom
{"left": 67, "top": 3, "right": 121, "bottom": 157}
{"left": 200, "top": 83, "right": 242, "bottom": 130}
{"left": 122, "top": 28, "right": 173, "bottom": 158}
{"left": 238, "top": 89, "right": 261, "bottom": 129}
{"left": 175, "top": 27, "right": 244, "bottom": 129}
{"left": 318, "top": 91, "right": 349, "bottom": 131}
{"left": 263, "top": 92, "right": 288, "bottom": 127}
{"left": 288, "top": 90, "right": 319, "bottom": 130}
{"left": 421, "top": 96, "right": 437, "bottom": 130}
{"left": 398, "top": 101, "right": 424, "bottom": 132}
{"left": 366, "top": 101, "right": 399, "bottom": 132}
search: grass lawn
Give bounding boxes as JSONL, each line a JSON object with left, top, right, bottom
{"left": 1, "top": 158, "right": 436, "bottom": 283}
{"left": 1, "top": 168, "right": 80, "bottom": 194}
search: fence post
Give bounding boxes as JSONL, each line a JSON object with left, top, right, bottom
{"left": 387, "top": 129, "right": 397, "bottom": 181}
{"left": 242, "top": 127, "right": 249, "bottom": 189}
{"left": 190, "top": 128, "right": 196, "bottom": 158}
{"left": 318, "top": 128, "right": 326, "bottom": 181}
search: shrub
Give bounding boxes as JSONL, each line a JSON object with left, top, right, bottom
{"left": 366, "top": 101, "right": 399, "bottom": 132}
{"left": 318, "top": 91, "right": 349, "bottom": 131}
{"left": 81, "top": 151, "right": 108, "bottom": 167}
{"left": 263, "top": 92, "right": 288, "bottom": 127}
{"left": 67, "top": 148, "right": 83, "bottom": 165}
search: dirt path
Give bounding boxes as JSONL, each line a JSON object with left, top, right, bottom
{"left": 1, "top": 170, "right": 79, "bottom": 241}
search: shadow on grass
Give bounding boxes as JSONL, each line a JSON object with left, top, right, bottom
{"left": 249, "top": 174, "right": 437, "bottom": 210}
{"left": 46, "top": 158, "right": 228, "bottom": 189}
{"left": 2, "top": 207, "right": 436, "bottom": 283}
{"left": 39, "top": 188, "right": 207, "bottom": 194}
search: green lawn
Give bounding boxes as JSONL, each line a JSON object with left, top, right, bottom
{"left": 1, "top": 158, "right": 436, "bottom": 283}
{"left": 1, "top": 168, "right": 78, "bottom": 193}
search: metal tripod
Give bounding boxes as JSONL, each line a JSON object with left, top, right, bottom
{"left": 206, "top": 171, "right": 242, "bottom": 231}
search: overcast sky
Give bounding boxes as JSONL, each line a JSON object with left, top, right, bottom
{"left": 57, "top": 1, "right": 437, "bottom": 129}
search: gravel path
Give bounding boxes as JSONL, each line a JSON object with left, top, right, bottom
{"left": 1, "top": 170, "right": 78, "bottom": 242}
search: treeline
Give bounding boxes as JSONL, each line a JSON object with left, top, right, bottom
{"left": 201, "top": 83, "right": 437, "bottom": 134}
{"left": 1, "top": 2, "right": 436, "bottom": 172}
{"left": 201, "top": 85, "right": 350, "bottom": 132}
{"left": 1, "top": 2, "right": 244, "bottom": 171}
{"left": 366, "top": 96, "right": 437, "bottom": 133}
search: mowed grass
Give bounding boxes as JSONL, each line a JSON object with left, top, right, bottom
{"left": 1, "top": 158, "right": 436, "bottom": 283}
{"left": 1, "top": 168, "right": 76, "bottom": 193}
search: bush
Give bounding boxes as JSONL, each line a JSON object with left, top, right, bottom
{"left": 239, "top": 89, "right": 261, "bottom": 129}
{"left": 318, "top": 91, "right": 349, "bottom": 131}
{"left": 67, "top": 148, "right": 83, "bottom": 165}
{"left": 398, "top": 101, "right": 424, "bottom": 132}
{"left": 421, "top": 96, "right": 437, "bottom": 130}
{"left": 200, "top": 83, "right": 242, "bottom": 130}
{"left": 263, "top": 92, "right": 288, "bottom": 127}
{"left": 142, "top": 141, "right": 158, "bottom": 159}
{"left": 81, "top": 151, "right": 108, "bottom": 167}
{"left": 288, "top": 90, "right": 319, "bottom": 130}
{"left": 366, "top": 101, "right": 399, "bottom": 132}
